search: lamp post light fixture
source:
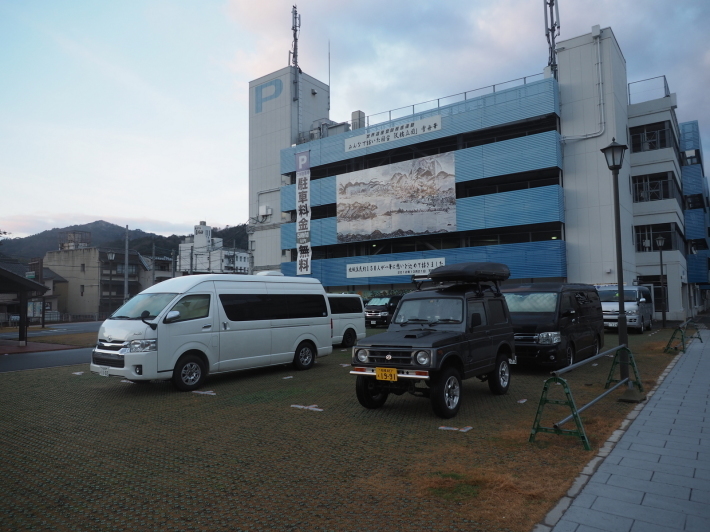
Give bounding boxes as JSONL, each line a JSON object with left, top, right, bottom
{"left": 601, "top": 138, "right": 643, "bottom": 402}
{"left": 107, "top": 251, "right": 115, "bottom": 315}
{"left": 655, "top": 235, "right": 666, "bottom": 328}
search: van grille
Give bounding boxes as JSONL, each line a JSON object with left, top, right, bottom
{"left": 92, "top": 352, "right": 125, "bottom": 368}
{"left": 95, "top": 340, "right": 128, "bottom": 353}
{"left": 514, "top": 334, "right": 539, "bottom": 343}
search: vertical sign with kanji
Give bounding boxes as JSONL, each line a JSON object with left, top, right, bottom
{"left": 295, "top": 151, "right": 311, "bottom": 275}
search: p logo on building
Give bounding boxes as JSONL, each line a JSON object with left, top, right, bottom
{"left": 254, "top": 79, "right": 283, "bottom": 113}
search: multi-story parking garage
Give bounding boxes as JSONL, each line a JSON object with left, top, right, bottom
{"left": 248, "top": 24, "right": 708, "bottom": 322}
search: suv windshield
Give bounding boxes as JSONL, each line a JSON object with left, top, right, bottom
{"left": 110, "top": 293, "right": 178, "bottom": 320}
{"left": 393, "top": 298, "right": 463, "bottom": 324}
{"left": 597, "top": 290, "right": 637, "bottom": 303}
{"left": 503, "top": 292, "right": 558, "bottom": 313}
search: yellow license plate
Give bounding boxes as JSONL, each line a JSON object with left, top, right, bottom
{"left": 375, "top": 367, "right": 398, "bottom": 381}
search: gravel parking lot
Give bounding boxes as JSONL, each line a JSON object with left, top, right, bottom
{"left": 0, "top": 328, "right": 680, "bottom": 531}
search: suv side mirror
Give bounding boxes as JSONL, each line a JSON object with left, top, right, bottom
{"left": 164, "top": 310, "right": 181, "bottom": 323}
{"left": 563, "top": 309, "right": 576, "bottom": 317}
{"left": 469, "top": 313, "right": 482, "bottom": 329}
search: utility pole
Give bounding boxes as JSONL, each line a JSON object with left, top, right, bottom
{"left": 124, "top": 225, "right": 129, "bottom": 302}
{"left": 152, "top": 242, "right": 156, "bottom": 285}
{"left": 171, "top": 249, "right": 175, "bottom": 277}
{"left": 189, "top": 248, "right": 193, "bottom": 275}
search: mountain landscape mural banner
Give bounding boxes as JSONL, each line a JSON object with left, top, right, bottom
{"left": 336, "top": 152, "right": 456, "bottom": 243}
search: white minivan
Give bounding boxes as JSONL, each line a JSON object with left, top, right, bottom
{"left": 90, "top": 274, "right": 333, "bottom": 391}
{"left": 327, "top": 294, "right": 366, "bottom": 348}
{"left": 596, "top": 285, "right": 654, "bottom": 332}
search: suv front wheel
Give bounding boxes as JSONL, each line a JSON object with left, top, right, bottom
{"left": 488, "top": 354, "right": 511, "bottom": 395}
{"left": 430, "top": 367, "right": 462, "bottom": 419}
{"left": 355, "top": 376, "right": 389, "bottom": 408}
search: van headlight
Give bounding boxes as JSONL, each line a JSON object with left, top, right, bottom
{"left": 414, "top": 350, "right": 431, "bottom": 365}
{"left": 379, "top": 312, "right": 389, "bottom": 317}
{"left": 626, "top": 309, "right": 638, "bottom": 315}
{"left": 355, "top": 349, "right": 369, "bottom": 363}
{"left": 537, "top": 332, "right": 561, "bottom": 345}
{"left": 129, "top": 340, "right": 157, "bottom": 352}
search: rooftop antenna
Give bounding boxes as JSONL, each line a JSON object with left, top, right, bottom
{"left": 328, "top": 40, "right": 331, "bottom": 111}
{"left": 288, "top": 5, "right": 302, "bottom": 140}
{"left": 544, "top": 0, "right": 561, "bottom": 80}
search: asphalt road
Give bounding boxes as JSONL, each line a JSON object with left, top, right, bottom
{"left": 0, "top": 347, "right": 92, "bottom": 373}
{"left": 0, "top": 321, "right": 101, "bottom": 340}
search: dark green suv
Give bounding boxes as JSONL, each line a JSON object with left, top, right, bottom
{"left": 350, "top": 262, "right": 516, "bottom": 418}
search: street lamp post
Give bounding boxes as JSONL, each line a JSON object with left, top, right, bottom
{"left": 107, "top": 251, "right": 115, "bottom": 315}
{"left": 655, "top": 235, "right": 666, "bottom": 328}
{"left": 601, "top": 138, "right": 643, "bottom": 402}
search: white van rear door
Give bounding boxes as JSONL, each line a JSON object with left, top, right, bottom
{"left": 215, "top": 282, "right": 272, "bottom": 371}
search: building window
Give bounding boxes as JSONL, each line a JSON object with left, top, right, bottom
{"left": 80, "top": 285, "right": 84, "bottom": 296}
{"left": 116, "top": 264, "right": 137, "bottom": 275}
{"left": 632, "top": 172, "right": 682, "bottom": 208}
{"left": 630, "top": 121, "right": 679, "bottom": 158}
{"left": 634, "top": 223, "right": 684, "bottom": 252}
{"left": 81, "top": 263, "right": 85, "bottom": 272}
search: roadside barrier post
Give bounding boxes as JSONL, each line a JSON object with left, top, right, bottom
{"left": 664, "top": 319, "right": 703, "bottom": 353}
{"left": 529, "top": 344, "right": 644, "bottom": 450}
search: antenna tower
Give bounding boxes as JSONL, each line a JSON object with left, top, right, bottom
{"left": 288, "top": 5, "right": 302, "bottom": 139}
{"left": 544, "top": 0, "right": 561, "bottom": 79}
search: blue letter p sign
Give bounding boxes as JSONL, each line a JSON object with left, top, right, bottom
{"left": 254, "top": 79, "right": 283, "bottom": 113}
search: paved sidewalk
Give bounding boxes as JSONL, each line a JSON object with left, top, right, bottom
{"left": 541, "top": 329, "right": 710, "bottom": 532}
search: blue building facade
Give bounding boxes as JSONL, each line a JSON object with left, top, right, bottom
{"left": 278, "top": 78, "right": 566, "bottom": 291}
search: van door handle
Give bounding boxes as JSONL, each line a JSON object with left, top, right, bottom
{"left": 202, "top": 324, "right": 212, "bottom": 330}
{"left": 222, "top": 322, "right": 228, "bottom": 330}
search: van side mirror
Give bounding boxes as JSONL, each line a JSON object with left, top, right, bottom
{"left": 639, "top": 298, "right": 646, "bottom": 303}
{"left": 563, "top": 309, "right": 576, "bottom": 317}
{"left": 164, "top": 310, "right": 181, "bottom": 323}
{"left": 469, "top": 313, "right": 482, "bottom": 329}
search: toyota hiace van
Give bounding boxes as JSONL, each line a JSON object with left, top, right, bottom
{"left": 91, "top": 274, "right": 333, "bottom": 391}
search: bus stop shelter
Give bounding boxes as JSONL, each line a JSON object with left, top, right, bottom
{"left": 0, "top": 263, "right": 48, "bottom": 345}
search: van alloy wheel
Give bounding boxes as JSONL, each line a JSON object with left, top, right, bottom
{"left": 172, "top": 354, "right": 206, "bottom": 391}
{"left": 293, "top": 341, "right": 315, "bottom": 370}
{"left": 342, "top": 329, "right": 356, "bottom": 348}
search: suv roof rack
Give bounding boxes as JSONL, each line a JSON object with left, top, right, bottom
{"left": 412, "top": 262, "right": 510, "bottom": 294}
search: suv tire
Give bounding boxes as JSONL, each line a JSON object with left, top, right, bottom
{"left": 488, "top": 354, "right": 511, "bottom": 395}
{"left": 355, "top": 376, "right": 389, "bottom": 409}
{"left": 430, "top": 366, "right": 462, "bottom": 419}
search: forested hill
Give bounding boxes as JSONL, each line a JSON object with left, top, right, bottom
{"left": 0, "top": 220, "right": 248, "bottom": 262}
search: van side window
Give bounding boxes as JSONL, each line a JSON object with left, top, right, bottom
{"left": 329, "top": 297, "right": 363, "bottom": 314}
{"left": 170, "top": 294, "right": 211, "bottom": 322}
{"left": 560, "top": 294, "right": 575, "bottom": 313}
{"left": 487, "top": 299, "right": 508, "bottom": 324}
{"left": 468, "top": 301, "right": 487, "bottom": 328}
{"left": 219, "top": 294, "right": 328, "bottom": 321}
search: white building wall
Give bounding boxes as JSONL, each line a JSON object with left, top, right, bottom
{"left": 557, "top": 26, "right": 635, "bottom": 286}
{"left": 249, "top": 66, "right": 329, "bottom": 270}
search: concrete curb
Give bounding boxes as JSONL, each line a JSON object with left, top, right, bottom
{"left": 531, "top": 347, "right": 685, "bottom": 531}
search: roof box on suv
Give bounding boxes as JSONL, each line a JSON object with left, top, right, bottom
{"left": 428, "top": 262, "right": 510, "bottom": 282}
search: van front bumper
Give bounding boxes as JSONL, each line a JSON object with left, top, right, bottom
{"left": 90, "top": 350, "right": 162, "bottom": 381}
{"left": 513, "top": 344, "right": 564, "bottom": 366}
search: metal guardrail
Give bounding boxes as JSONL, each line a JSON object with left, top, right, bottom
{"left": 529, "top": 344, "right": 644, "bottom": 450}
{"left": 664, "top": 319, "right": 703, "bottom": 353}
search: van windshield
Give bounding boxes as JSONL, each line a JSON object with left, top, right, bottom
{"left": 110, "top": 293, "right": 178, "bottom": 320}
{"left": 597, "top": 290, "right": 637, "bottom": 303}
{"left": 393, "top": 298, "right": 463, "bottom": 324}
{"left": 503, "top": 292, "right": 558, "bottom": 313}
{"left": 367, "top": 298, "right": 391, "bottom": 306}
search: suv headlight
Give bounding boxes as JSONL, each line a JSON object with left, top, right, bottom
{"left": 129, "top": 339, "right": 157, "bottom": 352}
{"left": 537, "top": 332, "right": 561, "bottom": 345}
{"left": 414, "top": 350, "right": 431, "bottom": 365}
{"left": 355, "top": 349, "right": 369, "bottom": 363}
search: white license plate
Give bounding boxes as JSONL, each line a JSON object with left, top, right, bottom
{"left": 99, "top": 366, "right": 110, "bottom": 377}
{"left": 371, "top": 320, "right": 377, "bottom": 325}
{"left": 604, "top": 322, "right": 618, "bottom": 328}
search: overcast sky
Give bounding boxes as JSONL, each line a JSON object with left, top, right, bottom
{"left": 2, "top": 0, "right": 708, "bottom": 239}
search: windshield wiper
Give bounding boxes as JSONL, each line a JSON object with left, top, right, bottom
{"left": 110, "top": 315, "right": 131, "bottom": 320}
{"left": 428, "top": 319, "right": 460, "bottom": 325}
{"left": 398, "top": 318, "right": 429, "bottom": 325}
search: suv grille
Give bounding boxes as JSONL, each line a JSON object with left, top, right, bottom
{"left": 368, "top": 349, "right": 412, "bottom": 365}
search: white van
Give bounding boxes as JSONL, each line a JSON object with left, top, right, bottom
{"left": 90, "top": 274, "right": 333, "bottom": 391}
{"left": 595, "top": 285, "right": 654, "bottom": 332}
{"left": 327, "top": 294, "right": 366, "bottom": 347}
